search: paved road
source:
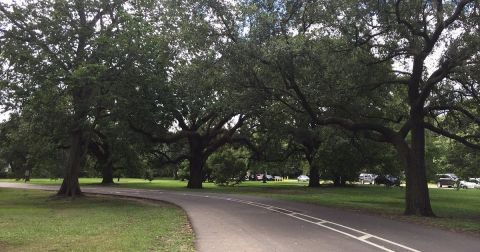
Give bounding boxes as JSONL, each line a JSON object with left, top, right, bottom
{"left": 1, "top": 183, "right": 479, "bottom": 252}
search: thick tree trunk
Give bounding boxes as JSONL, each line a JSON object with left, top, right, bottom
{"left": 405, "top": 112, "right": 434, "bottom": 216}
{"left": 88, "top": 140, "right": 114, "bottom": 184}
{"left": 187, "top": 136, "right": 204, "bottom": 189}
{"left": 100, "top": 143, "right": 114, "bottom": 184}
{"left": 187, "top": 156, "right": 203, "bottom": 189}
{"left": 58, "top": 130, "right": 85, "bottom": 197}
{"left": 307, "top": 159, "right": 320, "bottom": 187}
{"left": 392, "top": 130, "right": 434, "bottom": 216}
{"left": 101, "top": 161, "right": 114, "bottom": 184}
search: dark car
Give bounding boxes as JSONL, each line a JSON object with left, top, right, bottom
{"left": 436, "top": 173, "right": 458, "bottom": 188}
{"left": 374, "top": 175, "right": 400, "bottom": 186}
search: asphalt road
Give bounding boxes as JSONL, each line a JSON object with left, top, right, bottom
{"left": 1, "top": 182, "right": 479, "bottom": 252}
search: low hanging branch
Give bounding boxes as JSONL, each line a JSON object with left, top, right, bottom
{"left": 423, "top": 122, "right": 480, "bottom": 150}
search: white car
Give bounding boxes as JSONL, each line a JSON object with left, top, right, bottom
{"left": 359, "top": 173, "right": 376, "bottom": 184}
{"left": 467, "top": 178, "right": 480, "bottom": 188}
{"left": 297, "top": 175, "right": 309, "bottom": 182}
{"left": 459, "top": 180, "right": 479, "bottom": 189}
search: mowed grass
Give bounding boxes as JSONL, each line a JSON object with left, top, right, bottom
{"left": 0, "top": 188, "right": 195, "bottom": 252}
{"left": 2, "top": 178, "right": 480, "bottom": 233}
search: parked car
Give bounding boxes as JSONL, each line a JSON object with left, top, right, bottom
{"left": 374, "top": 175, "right": 400, "bottom": 186}
{"left": 459, "top": 180, "right": 479, "bottom": 189}
{"left": 359, "top": 173, "right": 376, "bottom": 184}
{"left": 436, "top": 173, "right": 458, "bottom": 188}
{"left": 297, "top": 175, "right": 309, "bottom": 182}
{"left": 469, "top": 178, "right": 480, "bottom": 184}
{"left": 256, "top": 174, "right": 273, "bottom": 181}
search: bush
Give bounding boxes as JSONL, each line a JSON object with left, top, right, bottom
{"left": 208, "top": 148, "right": 248, "bottom": 186}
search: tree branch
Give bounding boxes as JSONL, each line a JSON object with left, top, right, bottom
{"left": 424, "top": 122, "right": 480, "bottom": 150}
{"left": 128, "top": 121, "right": 187, "bottom": 144}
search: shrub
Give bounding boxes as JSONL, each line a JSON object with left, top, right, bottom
{"left": 208, "top": 148, "right": 248, "bottom": 186}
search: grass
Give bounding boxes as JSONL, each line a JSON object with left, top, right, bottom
{"left": 0, "top": 188, "right": 195, "bottom": 252}
{"left": 2, "top": 177, "right": 480, "bottom": 234}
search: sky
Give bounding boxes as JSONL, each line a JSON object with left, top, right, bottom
{"left": 0, "top": 109, "right": 9, "bottom": 122}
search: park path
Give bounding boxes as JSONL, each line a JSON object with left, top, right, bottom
{"left": 1, "top": 182, "right": 479, "bottom": 252}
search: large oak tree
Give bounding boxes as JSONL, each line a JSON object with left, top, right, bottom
{"left": 207, "top": 0, "right": 480, "bottom": 216}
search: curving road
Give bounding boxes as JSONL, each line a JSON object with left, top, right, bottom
{"left": 1, "top": 182, "right": 479, "bottom": 252}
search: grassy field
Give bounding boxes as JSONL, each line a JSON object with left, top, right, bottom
{"left": 2, "top": 177, "right": 480, "bottom": 234}
{"left": 0, "top": 188, "right": 195, "bottom": 252}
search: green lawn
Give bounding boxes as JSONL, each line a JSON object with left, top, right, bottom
{"left": 0, "top": 188, "right": 195, "bottom": 252}
{"left": 2, "top": 177, "right": 480, "bottom": 234}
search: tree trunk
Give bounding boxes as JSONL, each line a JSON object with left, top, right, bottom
{"left": 101, "top": 161, "right": 114, "bottom": 184}
{"left": 88, "top": 139, "right": 114, "bottom": 184}
{"left": 187, "top": 136, "right": 204, "bottom": 189}
{"left": 307, "top": 159, "right": 320, "bottom": 187}
{"left": 392, "top": 130, "right": 434, "bottom": 216}
{"left": 405, "top": 112, "right": 434, "bottom": 216}
{"left": 101, "top": 142, "right": 114, "bottom": 184}
{"left": 58, "top": 130, "right": 85, "bottom": 197}
{"left": 187, "top": 156, "right": 203, "bottom": 189}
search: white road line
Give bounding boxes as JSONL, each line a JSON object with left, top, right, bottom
{"left": 359, "top": 234, "right": 373, "bottom": 240}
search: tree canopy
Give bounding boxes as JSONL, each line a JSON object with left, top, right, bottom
{"left": 1, "top": 0, "right": 479, "bottom": 216}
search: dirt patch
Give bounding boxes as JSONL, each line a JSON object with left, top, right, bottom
{"left": 0, "top": 241, "right": 11, "bottom": 251}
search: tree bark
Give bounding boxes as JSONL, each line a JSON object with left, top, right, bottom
{"left": 187, "top": 136, "right": 204, "bottom": 189}
{"left": 307, "top": 156, "right": 320, "bottom": 187}
{"left": 101, "top": 160, "right": 114, "bottom": 184}
{"left": 58, "top": 130, "right": 85, "bottom": 197}
{"left": 404, "top": 111, "right": 434, "bottom": 216}
{"left": 100, "top": 143, "right": 114, "bottom": 184}
{"left": 187, "top": 155, "right": 204, "bottom": 189}
{"left": 88, "top": 139, "right": 114, "bottom": 184}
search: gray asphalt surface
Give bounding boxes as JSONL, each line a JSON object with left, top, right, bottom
{"left": 1, "top": 182, "right": 479, "bottom": 252}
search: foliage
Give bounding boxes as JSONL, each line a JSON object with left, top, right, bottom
{"left": 207, "top": 147, "right": 249, "bottom": 186}
{"left": 0, "top": 0, "right": 479, "bottom": 215}
{"left": 432, "top": 136, "right": 480, "bottom": 179}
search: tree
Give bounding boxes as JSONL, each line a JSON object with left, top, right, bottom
{"left": 208, "top": 0, "right": 480, "bottom": 216}
{"left": 127, "top": 55, "right": 251, "bottom": 188}
{"left": 122, "top": 0, "right": 264, "bottom": 189}
{"left": 0, "top": 0, "right": 134, "bottom": 196}
{"left": 0, "top": 113, "right": 66, "bottom": 180}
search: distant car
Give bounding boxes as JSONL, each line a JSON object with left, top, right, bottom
{"left": 459, "top": 180, "right": 478, "bottom": 189}
{"left": 256, "top": 174, "right": 273, "bottom": 181}
{"left": 374, "top": 175, "right": 400, "bottom": 186}
{"left": 297, "top": 175, "right": 309, "bottom": 182}
{"left": 437, "top": 173, "right": 458, "bottom": 188}
{"left": 468, "top": 178, "right": 480, "bottom": 185}
{"left": 359, "top": 173, "right": 376, "bottom": 184}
